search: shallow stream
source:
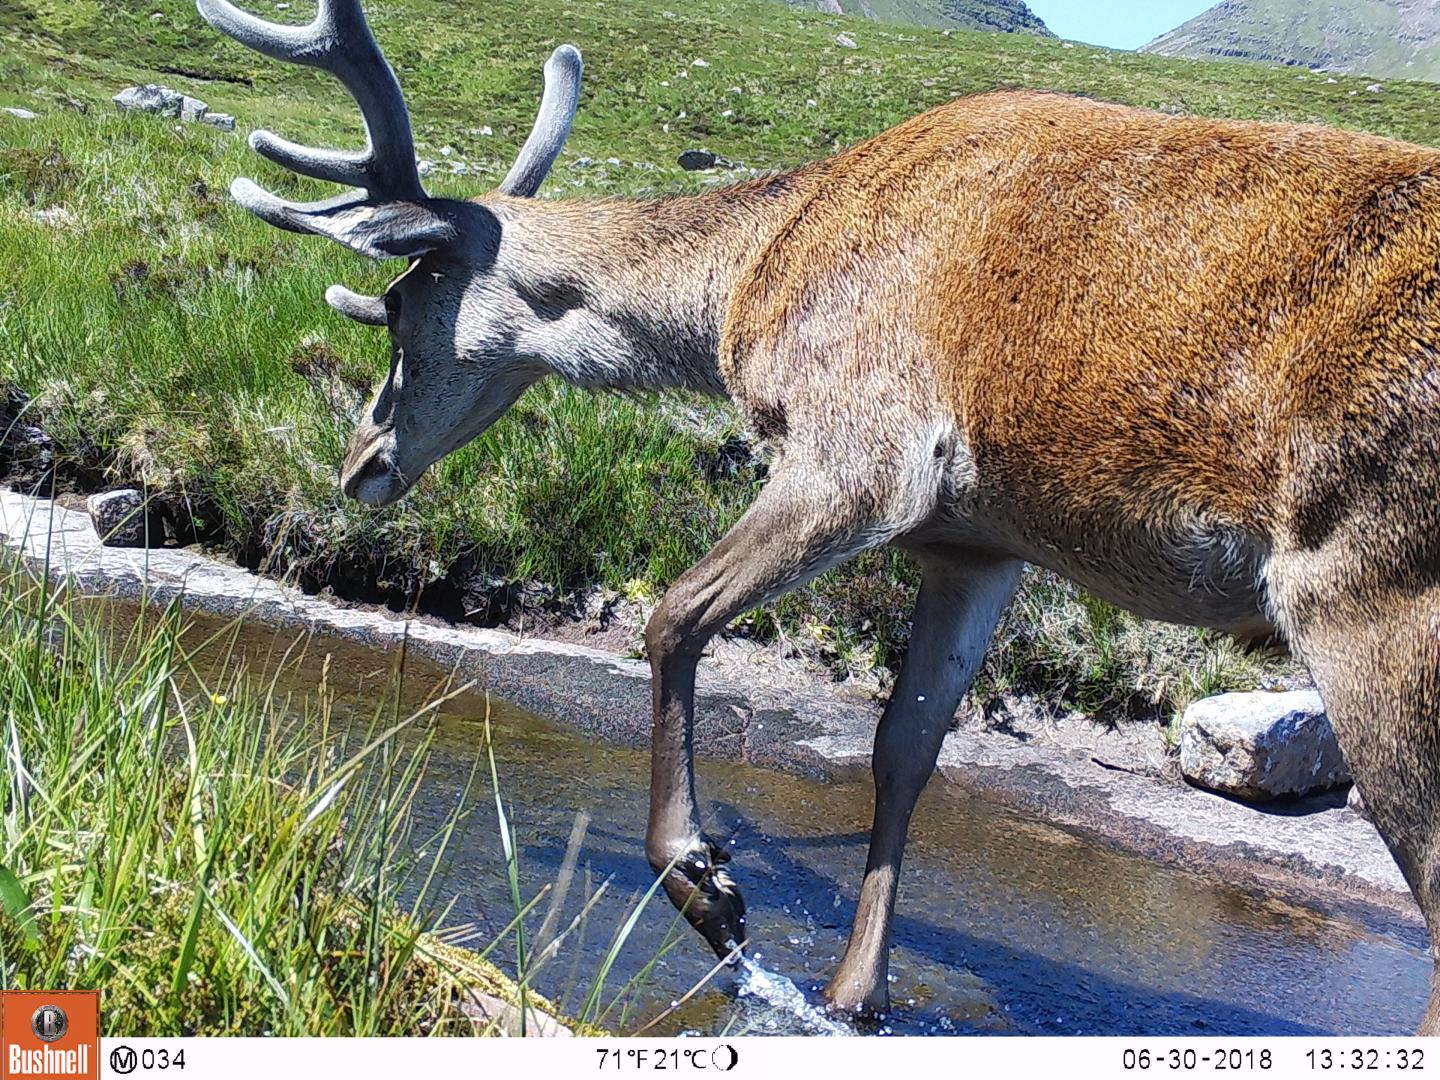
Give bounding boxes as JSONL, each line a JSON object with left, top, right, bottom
{"left": 126, "top": 602, "right": 1431, "bottom": 1036}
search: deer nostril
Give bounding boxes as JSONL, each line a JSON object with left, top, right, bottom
{"left": 341, "top": 444, "right": 390, "bottom": 499}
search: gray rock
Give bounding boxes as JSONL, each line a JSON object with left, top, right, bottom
{"left": 1349, "top": 784, "right": 1370, "bottom": 820}
{"left": 87, "top": 489, "right": 161, "bottom": 548}
{"left": 455, "top": 991, "right": 572, "bottom": 1037}
{"left": 1179, "top": 690, "right": 1351, "bottom": 801}
{"left": 114, "top": 86, "right": 232, "bottom": 129}
{"left": 3, "top": 107, "right": 37, "bottom": 120}
{"left": 179, "top": 95, "right": 210, "bottom": 123}
{"left": 113, "top": 84, "right": 184, "bottom": 118}
{"left": 677, "top": 148, "right": 717, "bottom": 171}
{"left": 835, "top": 32, "right": 859, "bottom": 49}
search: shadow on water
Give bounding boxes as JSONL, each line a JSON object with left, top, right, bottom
{"left": 104, "top": 600, "right": 1431, "bottom": 1036}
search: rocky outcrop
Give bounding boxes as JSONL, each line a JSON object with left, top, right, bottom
{"left": 113, "top": 85, "right": 236, "bottom": 131}
{"left": 1179, "top": 690, "right": 1351, "bottom": 801}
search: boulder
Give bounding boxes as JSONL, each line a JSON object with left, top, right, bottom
{"left": 113, "top": 86, "right": 233, "bottom": 130}
{"left": 677, "top": 149, "right": 717, "bottom": 171}
{"left": 113, "top": 84, "right": 184, "bottom": 117}
{"left": 3, "top": 107, "right": 37, "bottom": 120}
{"left": 87, "top": 489, "right": 162, "bottom": 548}
{"left": 1179, "top": 690, "right": 1350, "bottom": 801}
{"left": 179, "top": 95, "right": 209, "bottom": 123}
{"left": 835, "top": 32, "right": 859, "bottom": 49}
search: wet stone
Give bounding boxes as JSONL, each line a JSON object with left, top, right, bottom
{"left": 1179, "top": 690, "right": 1351, "bottom": 801}
{"left": 87, "top": 489, "right": 161, "bottom": 548}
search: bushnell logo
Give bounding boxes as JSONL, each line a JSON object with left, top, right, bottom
{"left": 1, "top": 991, "right": 99, "bottom": 1080}
{"left": 31, "top": 1005, "right": 67, "bottom": 1044}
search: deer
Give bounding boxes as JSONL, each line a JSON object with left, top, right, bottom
{"left": 196, "top": 0, "right": 1440, "bottom": 1032}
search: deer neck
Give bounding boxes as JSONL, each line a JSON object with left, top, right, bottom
{"left": 489, "top": 170, "right": 815, "bottom": 397}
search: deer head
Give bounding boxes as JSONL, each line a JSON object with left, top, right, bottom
{"left": 196, "top": 0, "right": 582, "bottom": 505}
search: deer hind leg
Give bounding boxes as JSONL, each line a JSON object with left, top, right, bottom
{"left": 825, "top": 550, "right": 1022, "bottom": 1016}
{"left": 1272, "top": 555, "right": 1440, "bottom": 1034}
{"left": 643, "top": 461, "right": 917, "bottom": 959}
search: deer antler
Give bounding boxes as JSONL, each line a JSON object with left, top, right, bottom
{"left": 501, "top": 44, "right": 583, "bottom": 197}
{"left": 197, "top": 0, "right": 583, "bottom": 235}
{"left": 196, "top": 0, "right": 424, "bottom": 229}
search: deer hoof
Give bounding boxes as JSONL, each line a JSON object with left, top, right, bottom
{"left": 822, "top": 973, "right": 889, "bottom": 1019}
{"left": 658, "top": 837, "right": 747, "bottom": 962}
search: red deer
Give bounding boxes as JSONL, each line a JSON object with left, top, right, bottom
{"left": 197, "top": 0, "right": 1440, "bottom": 1030}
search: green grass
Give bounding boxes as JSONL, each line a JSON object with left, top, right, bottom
{"left": 0, "top": 563, "right": 520, "bottom": 1033}
{"left": 0, "top": 0, "right": 1364, "bottom": 722}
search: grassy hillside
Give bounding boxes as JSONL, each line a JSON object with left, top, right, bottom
{"left": 1143, "top": 0, "right": 1440, "bottom": 83}
{"left": 782, "top": 0, "right": 1052, "bottom": 35}
{"left": 6, "top": 0, "right": 1427, "bottom": 721}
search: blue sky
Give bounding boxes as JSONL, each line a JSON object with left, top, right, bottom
{"left": 1025, "top": 1, "right": 1217, "bottom": 50}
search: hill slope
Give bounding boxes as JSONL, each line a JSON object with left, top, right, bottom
{"left": 782, "top": 0, "right": 1052, "bottom": 35}
{"left": 1142, "top": 0, "right": 1440, "bottom": 82}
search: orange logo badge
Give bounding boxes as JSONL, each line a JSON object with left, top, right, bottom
{"left": 0, "top": 992, "right": 99, "bottom": 1080}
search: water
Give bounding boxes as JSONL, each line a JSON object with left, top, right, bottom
{"left": 733, "top": 960, "right": 855, "bottom": 1036}
{"left": 112, "top": 601, "right": 1433, "bottom": 1036}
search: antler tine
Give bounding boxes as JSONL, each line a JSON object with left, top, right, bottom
{"left": 500, "top": 45, "right": 583, "bottom": 198}
{"left": 197, "top": 0, "right": 424, "bottom": 201}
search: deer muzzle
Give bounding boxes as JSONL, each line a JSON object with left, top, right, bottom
{"left": 340, "top": 422, "right": 409, "bottom": 506}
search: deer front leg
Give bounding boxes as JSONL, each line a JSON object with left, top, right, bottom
{"left": 644, "top": 465, "right": 898, "bottom": 959}
{"left": 825, "top": 552, "right": 1022, "bottom": 1015}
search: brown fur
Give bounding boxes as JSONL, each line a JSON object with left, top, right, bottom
{"left": 526, "top": 91, "right": 1440, "bottom": 1028}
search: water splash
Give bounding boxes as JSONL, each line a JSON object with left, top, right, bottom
{"left": 734, "top": 957, "right": 856, "bottom": 1036}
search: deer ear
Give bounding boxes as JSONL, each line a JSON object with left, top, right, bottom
{"left": 230, "top": 179, "right": 457, "bottom": 259}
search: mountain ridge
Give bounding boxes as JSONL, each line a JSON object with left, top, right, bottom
{"left": 1142, "top": 0, "right": 1440, "bottom": 83}
{"left": 782, "top": 0, "right": 1052, "bottom": 36}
